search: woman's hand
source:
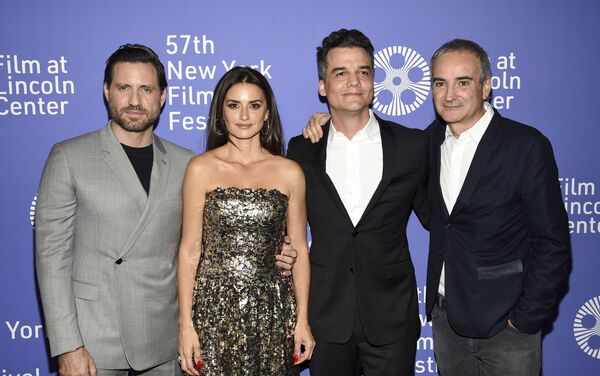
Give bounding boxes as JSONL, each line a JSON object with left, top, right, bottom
{"left": 179, "top": 325, "right": 203, "bottom": 375}
{"left": 293, "top": 320, "right": 315, "bottom": 365}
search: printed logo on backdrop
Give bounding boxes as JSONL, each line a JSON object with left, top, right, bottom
{"left": 3, "top": 321, "right": 44, "bottom": 375}
{"left": 373, "top": 46, "right": 430, "bottom": 117}
{"left": 0, "top": 54, "right": 75, "bottom": 117}
{"left": 416, "top": 284, "right": 437, "bottom": 374}
{"left": 560, "top": 178, "right": 600, "bottom": 235}
{"left": 490, "top": 52, "right": 521, "bottom": 110}
{"left": 5, "top": 320, "right": 43, "bottom": 340}
{"left": 574, "top": 296, "right": 600, "bottom": 359}
{"left": 164, "top": 34, "right": 273, "bottom": 132}
{"left": 30, "top": 194, "right": 37, "bottom": 227}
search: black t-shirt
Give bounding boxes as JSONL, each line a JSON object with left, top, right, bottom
{"left": 121, "top": 143, "right": 153, "bottom": 195}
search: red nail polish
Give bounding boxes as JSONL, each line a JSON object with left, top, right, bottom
{"left": 293, "top": 354, "right": 299, "bottom": 363}
{"left": 196, "top": 359, "right": 203, "bottom": 368}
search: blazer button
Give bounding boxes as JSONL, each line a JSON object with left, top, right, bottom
{"left": 350, "top": 267, "right": 354, "bottom": 274}
{"left": 352, "top": 230, "right": 359, "bottom": 237}
{"left": 115, "top": 258, "right": 123, "bottom": 265}
{"left": 446, "top": 222, "right": 453, "bottom": 229}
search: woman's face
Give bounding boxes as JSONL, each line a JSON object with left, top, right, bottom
{"left": 222, "top": 83, "right": 269, "bottom": 141}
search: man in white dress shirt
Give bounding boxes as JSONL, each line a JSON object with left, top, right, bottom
{"left": 424, "top": 39, "right": 570, "bottom": 376}
{"left": 287, "top": 29, "right": 429, "bottom": 376}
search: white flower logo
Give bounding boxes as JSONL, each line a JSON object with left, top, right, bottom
{"left": 373, "top": 46, "right": 430, "bottom": 116}
{"left": 574, "top": 296, "right": 600, "bottom": 359}
{"left": 30, "top": 194, "right": 37, "bottom": 227}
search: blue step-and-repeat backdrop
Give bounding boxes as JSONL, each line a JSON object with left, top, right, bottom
{"left": 1, "top": 1, "right": 599, "bottom": 374}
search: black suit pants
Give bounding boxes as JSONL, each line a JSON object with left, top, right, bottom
{"left": 310, "top": 303, "right": 417, "bottom": 376}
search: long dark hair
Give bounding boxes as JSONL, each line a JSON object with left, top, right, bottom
{"left": 206, "top": 67, "right": 284, "bottom": 156}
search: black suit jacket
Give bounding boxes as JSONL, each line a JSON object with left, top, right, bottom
{"left": 287, "top": 115, "right": 428, "bottom": 345}
{"left": 425, "top": 110, "right": 571, "bottom": 338}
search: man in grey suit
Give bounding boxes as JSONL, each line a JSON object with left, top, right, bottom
{"left": 35, "top": 44, "right": 192, "bottom": 375}
{"left": 35, "top": 44, "right": 297, "bottom": 376}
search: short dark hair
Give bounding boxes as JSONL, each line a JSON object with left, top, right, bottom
{"left": 104, "top": 44, "right": 167, "bottom": 91}
{"left": 206, "top": 67, "right": 284, "bottom": 156}
{"left": 431, "top": 39, "right": 492, "bottom": 85}
{"left": 316, "top": 29, "right": 375, "bottom": 81}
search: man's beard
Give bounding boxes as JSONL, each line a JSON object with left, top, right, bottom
{"left": 109, "top": 105, "right": 159, "bottom": 133}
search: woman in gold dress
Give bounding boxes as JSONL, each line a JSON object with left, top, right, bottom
{"left": 177, "top": 67, "right": 314, "bottom": 376}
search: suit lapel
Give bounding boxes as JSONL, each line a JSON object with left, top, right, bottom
{"left": 100, "top": 123, "right": 147, "bottom": 212}
{"left": 314, "top": 123, "right": 354, "bottom": 227}
{"left": 356, "top": 117, "right": 392, "bottom": 226}
{"left": 450, "top": 111, "right": 501, "bottom": 218}
{"left": 145, "top": 137, "right": 171, "bottom": 218}
{"left": 101, "top": 123, "right": 173, "bottom": 257}
{"left": 119, "top": 137, "right": 172, "bottom": 258}
{"left": 431, "top": 120, "right": 450, "bottom": 219}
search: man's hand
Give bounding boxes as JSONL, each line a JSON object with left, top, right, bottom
{"left": 276, "top": 236, "right": 298, "bottom": 277}
{"left": 302, "top": 112, "right": 330, "bottom": 143}
{"left": 508, "top": 319, "right": 524, "bottom": 334}
{"left": 58, "top": 347, "right": 97, "bottom": 376}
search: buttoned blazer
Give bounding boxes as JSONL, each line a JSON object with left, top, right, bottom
{"left": 287, "top": 115, "right": 429, "bottom": 345}
{"left": 35, "top": 123, "right": 194, "bottom": 369}
{"left": 425, "top": 110, "right": 571, "bottom": 338}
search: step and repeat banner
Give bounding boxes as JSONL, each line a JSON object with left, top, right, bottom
{"left": 1, "top": 0, "right": 599, "bottom": 374}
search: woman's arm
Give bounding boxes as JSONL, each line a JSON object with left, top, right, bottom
{"left": 285, "top": 161, "right": 315, "bottom": 364}
{"left": 177, "top": 156, "right": 208, "bottom": 375}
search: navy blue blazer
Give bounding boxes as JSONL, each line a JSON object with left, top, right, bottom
{"left": 425, "top": 110, "right": 571, "bottom": 338}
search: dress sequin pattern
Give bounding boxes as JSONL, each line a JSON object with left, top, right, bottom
{"left": 190, "top": 187, "right": 298, "bottom": 376}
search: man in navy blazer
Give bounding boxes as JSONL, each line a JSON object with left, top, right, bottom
{"left": 425, "top": 39, "right": 571, "bottom": 376}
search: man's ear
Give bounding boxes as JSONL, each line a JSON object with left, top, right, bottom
{"left": 160, "top": 88, "right": 166, "bottom": 107}
{"left": 103, "top": 83, "right": 110, "bottom": 102}
{"left": 318, "top": 80, "right": 326, "bottom": 97}
{"left": 482, "top": 76, "right": 492, "bottom": 101}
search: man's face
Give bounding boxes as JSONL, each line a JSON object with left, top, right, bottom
{"left": 104, "top": 62, "right": 166, "bottom": 133}
{"left": 431, "top": 51, "right": 491, "bottom": 132}
{"left": 318, "top": 47, "right": 374, "bottom": 117}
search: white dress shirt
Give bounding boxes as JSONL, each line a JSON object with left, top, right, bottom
{"left": 438, "top": 102, "right": 494, "bottom": 296}
{"left": 326, "top": 110, "right": 383, "bottom": 226}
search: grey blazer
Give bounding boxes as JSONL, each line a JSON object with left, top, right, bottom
{"left": 35, "top": 123, "right": 194, "bottom": 370}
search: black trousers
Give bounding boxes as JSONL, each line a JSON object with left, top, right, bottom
{"left": 310, "top": 304, "right": 417, "bottom": 376}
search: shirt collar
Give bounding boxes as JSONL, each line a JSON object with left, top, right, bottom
{"left": 329, "top": 110, "right": 380, "bottom": 143}
{"left": 444, "top": 102, "right": 494, "bottom": 145}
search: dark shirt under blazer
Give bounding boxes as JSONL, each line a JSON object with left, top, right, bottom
{"left": 36, "top": 123, "right": 194, "bottom": 369}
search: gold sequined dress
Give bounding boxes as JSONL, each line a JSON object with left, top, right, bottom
{"left": 190, "top": 187, "right": 298, "bottom": 376}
